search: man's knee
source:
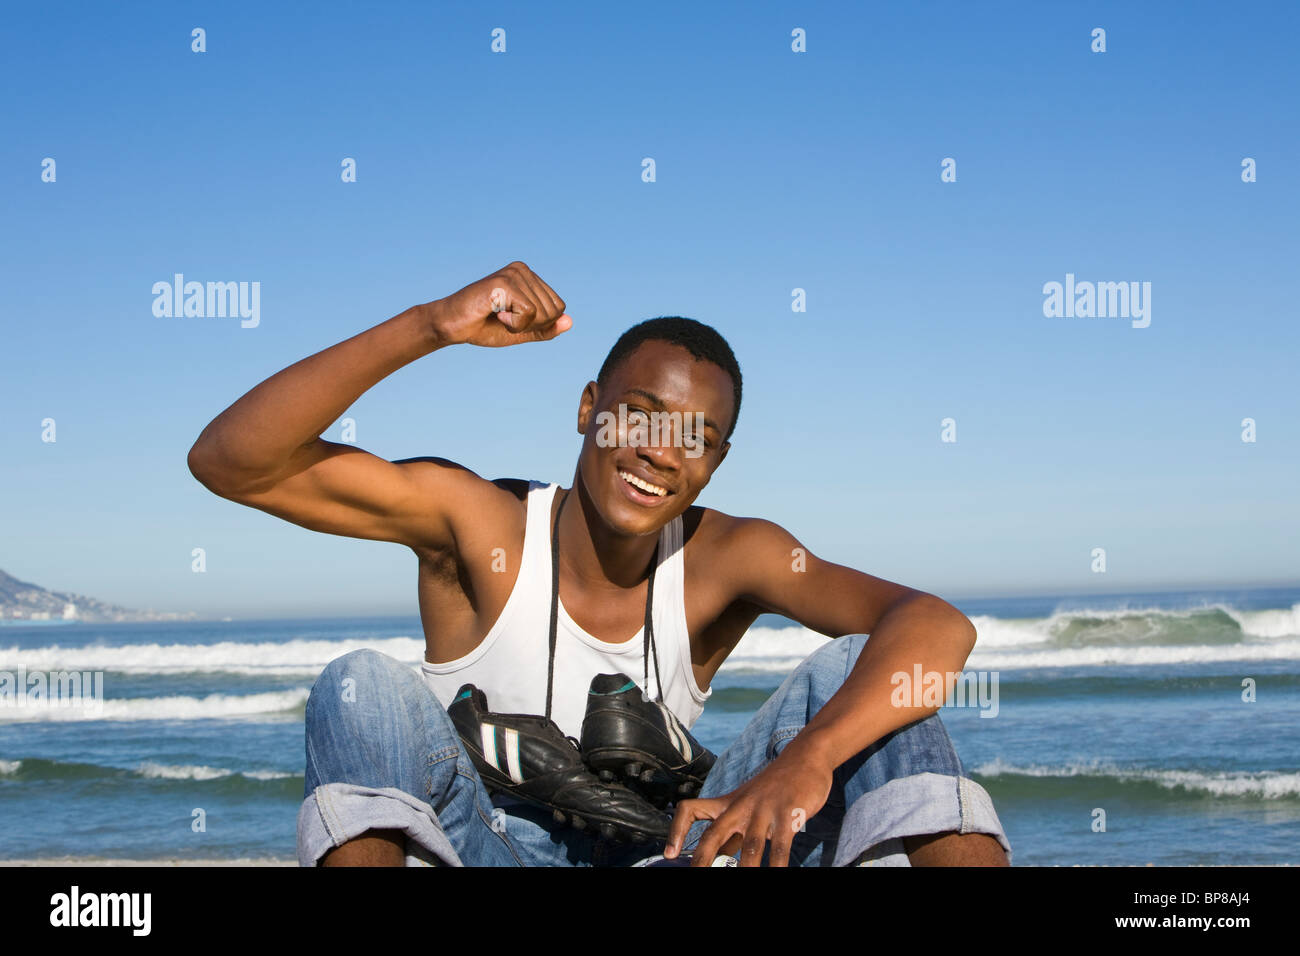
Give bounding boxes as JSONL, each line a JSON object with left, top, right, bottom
{"left": 802, "top": 633, "right": 869, "bottom": 670}
{"left": 308, "top": 649, "right": 415, "bottom": 723}
{"left": 313, "top": 648, "right": 409, "bottom": 696}
{"left": 796, "top": 633, "right": 870, "bottom": 707}
{"left": 304, "top": 649, "right": 450, "bottom": 786}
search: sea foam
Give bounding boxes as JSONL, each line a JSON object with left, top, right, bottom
{"left": 0, "top": 688, "right": 309, "bottom": 722}
{"left": 972, "top": 757, "right": 1300, "bottom": 799}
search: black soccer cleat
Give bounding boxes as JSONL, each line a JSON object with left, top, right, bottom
{"left": 447, "top": 683, "right": 671, "bottom": 845}
{"left": 580, "top": 673, "right": 717, "bottom": 810}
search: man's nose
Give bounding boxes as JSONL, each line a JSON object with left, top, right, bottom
{"left": 638, "top": 426, "right": 683, "bottom": 470}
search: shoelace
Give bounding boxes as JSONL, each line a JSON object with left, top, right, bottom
{"left": 545, "top": 485, "right": 664, "bottom": 723}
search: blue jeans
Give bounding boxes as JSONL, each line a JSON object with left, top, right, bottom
{"left": 297, "top": 634, "right": 1012, "bottom": 866}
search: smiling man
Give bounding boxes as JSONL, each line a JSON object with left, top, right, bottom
{"left": 187, "top": 261, "right": 1011, "bottom": 867}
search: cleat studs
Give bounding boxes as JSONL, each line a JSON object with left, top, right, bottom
{"left": 625, "top": 762, "right": 643, "bottom": 778}
{"left": 570, "top": 815, "right": 587, "bottom": 831}
{"left": 597, "top": 769, "right": 615, "bottom": 783}
{"left": 599, "top": 823, "right": 618, "bottom": 841}
{"left": 553, "top": 809, "right": 567, "bottom": 825}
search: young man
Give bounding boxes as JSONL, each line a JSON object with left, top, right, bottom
{"left": 188, "top": 261, "right": 1011, "bottom": 867}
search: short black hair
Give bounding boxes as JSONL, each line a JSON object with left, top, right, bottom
{"left": 596, "top": 316, "right": 742, "bottom": 443}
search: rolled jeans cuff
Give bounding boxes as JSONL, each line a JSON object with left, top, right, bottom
{"left": 297, "top": 782, "right": 464, "bottom": 867}
{"left": 832, "top": 771, "right": 1013, "bottom": 867}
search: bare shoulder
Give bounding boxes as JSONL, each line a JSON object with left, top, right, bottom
{"left": 488, "top": 476, "right": 532, "bottom": 502}
{"left": 394, "top": 457, "right": 523, "bottom": 500}
{"left": 686, "top": 504, "right": 929, "bottom": 640}
{"left": 679, "top": 506, "right": 800, "bottom": 657}
{"left": 391, "top": 457, "right": 528, "bottom": 552}
{"left": 686, "top": 504, "right": 798, "bottom": 553}
{"left": 392, "top": 456, "right": 515, "bottom": 502}
{"left": 681, "top": 505, "right": 802, "bottom": 598}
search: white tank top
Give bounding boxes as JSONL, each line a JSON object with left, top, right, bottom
{"left": 421, "top": 480, "right": 712, "bottom": 741}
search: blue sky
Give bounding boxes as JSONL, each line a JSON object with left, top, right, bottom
{"left": 2, "top": 1, "right": 1297, "bottom": 618}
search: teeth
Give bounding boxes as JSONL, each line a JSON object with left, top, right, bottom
{"left": 620, "top": 470, "right": 668, "bottom": 497}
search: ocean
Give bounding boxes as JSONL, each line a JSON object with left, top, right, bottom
{"left": 2, "top": 586, "right": 1298, "bottom": 866}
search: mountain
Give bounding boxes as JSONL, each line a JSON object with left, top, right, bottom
{"left": 0, "top": 568, "right": 196, "bottom": 623}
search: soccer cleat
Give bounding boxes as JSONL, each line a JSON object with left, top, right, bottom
{"left": 580, "top": 673, "right": 717, "bottom": 809}
{"left": 447, "top": 683, "right": 671, "bottom": 845}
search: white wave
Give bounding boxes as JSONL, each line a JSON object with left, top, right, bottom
{"left": 717, "top": 625, "right": 1300, "bottom": 673}
{"left": 1228, "top": 603, "right": 1300, "bottom": 639}
{"left": 969, "top": 604, "right": 1285, "bottom": 649}
{"left": 967, "top": 638, "right": 1300, "bottom": 669}
{"left": 968, "top": 615, "right": 1054, "bottom": 648}
{"left": 0, "top": 688, "right": 309, "bottom": 722}
{"left": 136, "top": 762, "right": 295, "bottom": 781}
{"left": 0, "top": 759, "right": 21, "bottom": 775}
{"left": 0, "top": 637, "right": 426, "bottom": 676}
{"left": 718, "top": 626, "right": 833, "bottom": 673}
{"left": 971, "top": 757, "right": 1300, "bottom": 798}
{"left": 2, "top": 603, "right": 1296, "bottom": 683}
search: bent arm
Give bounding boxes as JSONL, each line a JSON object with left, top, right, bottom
{"left": 786, "top": 593, "right": 975, "bottom": 774}
{"left": 187, "top": 303, "right": 440, "bottom": 495}
{"left": 186, "top": 262, "right": 570, "bottom": 551}
{"left": 726, "top": 518, "right": 977, "bottom": 772}
{"left": 186, "top": 303, "right": 464, "bottom": 550}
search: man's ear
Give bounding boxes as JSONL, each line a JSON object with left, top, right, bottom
{"left": 715, "top": 441, "right": 730, "bottom": 469}
{"left": 577, "top": 381, "right": 599, "bottom": 433}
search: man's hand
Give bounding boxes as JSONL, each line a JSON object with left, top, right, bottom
{"left": 428, "top": 260, "right": 572, "bottom": 348}
{"left": 664, "top": 748, "right": 835, "bottom": 867}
